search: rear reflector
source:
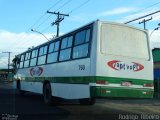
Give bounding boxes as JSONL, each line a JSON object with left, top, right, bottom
{"left": 143, "top": 83, "right": 153, "bottom": 87}
{"left": 101, "top": 90, "right": 111, "bottom": 93}
{"left": 96, "top": 80, "right": 108, "bottom": 85}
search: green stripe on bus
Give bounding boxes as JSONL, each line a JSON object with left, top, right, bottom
{"left": 21, "top": 76, "right": 153, "bottom": 85}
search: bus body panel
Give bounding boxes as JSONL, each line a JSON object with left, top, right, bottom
{"left": 91, "top": 21, "right": 153, "bottom": 98}
{"left": 14, "top": 20, "right": 154, "bottom": 100}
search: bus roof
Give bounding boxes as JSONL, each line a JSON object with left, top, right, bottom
{"left": 15, "top": 19, "right": 148, "bottom": 56}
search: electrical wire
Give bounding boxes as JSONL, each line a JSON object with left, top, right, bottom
{"left": 40, "top": 0, "right": 92, "bottom": 33}
{"left": 4, "top": 0, "right": 92, "bottom": 53}
{"left": 121, "top": 1, "right": 160, "bottom": 23}
{"left": 35, "top": 0, "right": 75, "bottom": 34}
{"left": 33, "top": 0, "right": 73, "bottom": 32}
{"left": 137, "top": 1, "right": 160, "bottom": 13}
{"left": 30, "top": 0, "right": 63, "bottom": 29}
{"left": 68, "top": 0, "right": 91, "bottom": 14}
{"left": 55, "top": 0, "right": 73, "bottom": 12}
{"left": 4, "top": 0, "right": 64, "bottom": 52}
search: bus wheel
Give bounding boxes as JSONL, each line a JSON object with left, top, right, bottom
{"left": 79, "top": 98, "right": 95, "bottom": 105}
{"left": 43, "top": 83, "right": 53, "bottom": 105}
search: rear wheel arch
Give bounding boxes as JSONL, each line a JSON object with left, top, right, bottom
{"left": 43, "top": 81, "right": 53, "bottom": 105}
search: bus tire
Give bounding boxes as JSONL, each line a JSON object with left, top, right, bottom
{"left": 43, "top": 83, "right": 53, "bottom": 105}
{"left": 79, "top": 98, "right": 95, "bottom": 105}
{"left": 17, "top": 80, "right": 25, "bottom": 95}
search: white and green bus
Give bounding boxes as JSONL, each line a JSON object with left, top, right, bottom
{"left": 13, "top": 20, "right": 154, "bottom": 105}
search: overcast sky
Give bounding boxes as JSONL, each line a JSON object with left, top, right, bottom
{"left": 0, "top": 0, "right": 160, "bottom": 69}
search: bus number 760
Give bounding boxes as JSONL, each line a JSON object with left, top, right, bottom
{"left": 79, "top": 65, "right": 85, "bottom": 70}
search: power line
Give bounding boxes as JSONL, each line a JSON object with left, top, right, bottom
{"left": 124, "top": 9, "right": 160, "bottom": 24}
{"left": 30, "top": 0, "right": 63, "bottom": 29}
{"left": 119, "top": 1, "right": 160, "bottom": 23}
{"left": 5, "top": 0, "right": 64, "bottom": 51}
{"left": 137, "top": 1, "right": 160, "bottom": 13}
{"left": 48, "top": 0, "right": 64, "bottom": 11}
{"left": 68, "top": 0, "right": 91, "bottom": 14}
{"left": 33, "top": 15, "right": 52, "bottom": 30}
{"left": 55, "top": 0, "right": 73, "bottom": 12}
{"left": 33, "top": 0, "right": 73, "bottom": 31}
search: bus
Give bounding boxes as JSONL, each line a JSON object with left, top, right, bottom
{"left": 13, "top": 20, "right": 154, "bottom": 105}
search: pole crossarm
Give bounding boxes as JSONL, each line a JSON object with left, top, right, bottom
{"left": 47, "top": 11, "right": 69, "bottom": 37}
{"left": 124, "top": 10, "right": 160, "bottom": 24}
{"left": 139, "top": 17, "right": 152, "bottom": 29}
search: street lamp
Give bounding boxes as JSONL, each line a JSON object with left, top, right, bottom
{"left": 31, "top": 29, "right": 50, "bottom": 41}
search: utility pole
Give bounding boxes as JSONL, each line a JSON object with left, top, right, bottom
{"left": 139, "top": 17, "right": 152, "bottom": 29}
{"left": 124, "top": 10, "right": 160, "bottom": 24}
{"left": 2, "top": 52, "right": 12, "bottom": 74}
{"left": 47, "top": 11, "right": 69, "bottom": 37}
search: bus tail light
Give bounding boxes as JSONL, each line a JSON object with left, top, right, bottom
{"left": 101, "top": 90, "right": 111, "bottom": 94}
{"left": 143, "top": 83, "right": 153, "bottom": 87}
{"left": 96, "top": 80, "right": 109, "bottom": 85}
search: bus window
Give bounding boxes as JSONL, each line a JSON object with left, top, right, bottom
{"left": 73, "top": 43, "right": 89, "bottom": 59}
{"left": 59, "top": 49, "right": 71, "bottom": 61}
{"left": 59, "top": 36, "right": 73, "bottom": 61}
{"left": 48, "top": 42, "right": 54, "bottom": 53}
{"left": 54, "top": 41, "right": 60, "bottom": 52}
{"left": 73, "top": 29, "right": 91, "bottom": 59}
{"left": 19, "top": 54, "right": 24, "bottom": 68}
{"left": 85, "top": 29, "right": 90, "bottom": 42}
{"left": 47, "top": 41, "right": 59, "bottom": 63}
{"left": 24, "top": 52, "right": 31, "bottom": 68}
{"left": 61, "top": 38, "right": 68, "bottom": 49}
{"left": 38, "top": 45, "right": 48, "bottom": 65}
{"left": 75, "top": 31, "right": 86, "bottom": 45}
{"left": 68, "top": 36, "right": 73, "bottom": 47}
{"left": 30, "top": 49, "right": 38, "bottom": 67}
{"left": 47, "top": 52, "right": 58, "bottom": 63}
{"left": 31, "top": 49, "right": 38, "bottom": 58}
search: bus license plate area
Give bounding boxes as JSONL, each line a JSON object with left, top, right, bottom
{"left": 121, "top": 81, "right": 132, "bottom": 87}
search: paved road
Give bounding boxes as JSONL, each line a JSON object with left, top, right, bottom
{"left": 0, "top": 81, "right": 160, "bottom": 120}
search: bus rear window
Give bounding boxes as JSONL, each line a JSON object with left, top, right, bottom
{"left": 100, "top": 23, "right": 149, "bottom": 60}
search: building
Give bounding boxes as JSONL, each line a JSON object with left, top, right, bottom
{"left": 152, "top": 48, "right": 160, "bottom": 97}
{"left": 0, "top": 69, "right": 13, "bottom": 81}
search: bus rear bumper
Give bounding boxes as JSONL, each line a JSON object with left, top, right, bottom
{"left": 90, "top": 86, "right": 154, "bottom": 98}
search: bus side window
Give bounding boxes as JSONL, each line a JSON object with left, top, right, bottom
{"left": 73, "top": 43, "right": 89, "bottom": 59}
{"left": 30, "top": 49, "right": 38, "bottom": 67}
{"left": 73, "top": 28, "right": 91, "bottom": 59}
{"left": 38, "top": 45, "right": 48, "bottom": 65}
{"left": 19, "top": 54, "right": 24, "bottom": 68}
{"left": 59, "top": 36, "right": 73, "bottom": 61}
{"left": 47, "top": 41, "right": 59, "bottom": 63}
{"left": 24, "top": 52, "right": 31, "bottom": 68}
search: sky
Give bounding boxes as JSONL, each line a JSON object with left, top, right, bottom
{"left": 0, "top": 0, "right": 160, "bottom": 69}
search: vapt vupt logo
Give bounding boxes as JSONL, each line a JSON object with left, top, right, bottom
{"left": 1, "top": 114, "right": 18, "bottom": 120}
{"left": 107, "top": 60, "right": 144, "bottom": 72}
